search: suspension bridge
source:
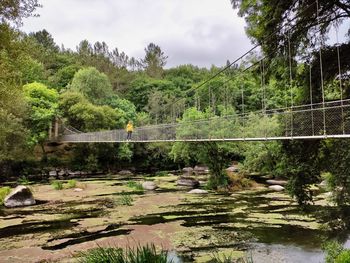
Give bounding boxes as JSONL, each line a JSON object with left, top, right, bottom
{"left": 52, "top": 0, "right": 349, "bottom": 143}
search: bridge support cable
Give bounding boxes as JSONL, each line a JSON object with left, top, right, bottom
{"left": 309, "top": 63, "right": 315, "bottom": 136}
{"left": 336, "top": 26, "right": 345, "bottom": 134}
{"left": 316, "top": 0, "right": 326, "bottom": 136}
{"left": 288, "top": 30, "right": 294, "bottom": 138}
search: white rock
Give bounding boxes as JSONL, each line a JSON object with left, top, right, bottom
{"left": 268, "top": 185, "right": 285, "bottom": 192}
{"left": 266, "top": 179, "right": 288, "bottom": 186}
{"left": 73, "top": 188, "right": 83, "bottom": 192}
{"left": 4, "top": 186, "right": 36, "bottom": 208}
{"left": 187, "top": 189, "right": 208, "bottom": 194}
{"left": 142, "top": 181, "right": 158, "bottom": 190}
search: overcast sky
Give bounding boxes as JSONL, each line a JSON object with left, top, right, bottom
{"left": 21, "top": 0, "right": 252, "bottom": 68}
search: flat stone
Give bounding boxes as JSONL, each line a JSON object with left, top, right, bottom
{"left": 4, "top": 186, "right": 36, "bottom": 208}
{"left": 182, "top": 167, "right": 194, "bottom": 173}
{"left": 73, "top": 188, "right": 83, "bottom": 192}
{"left": 48, "top": 170, "right": 57, "bottom": 177}
{"left": 187, "top": 189, "right": 208, "bottom": 194}
{"left": 266, "top": 179, "right": 288, "bottom": 186}
{"left": 142, "top": 181, "right": 158, "bottom": 190}
{"left": 268, "top": 185, "right": 285, "bottom": 192}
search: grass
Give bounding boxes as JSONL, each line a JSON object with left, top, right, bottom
{"left": 116, "top": 193, "right": 133, "bottom": 206}
{"left": 126, "top": 181, "right": 143, "bottom": 191}
{"left": 78, "top": 243, "right": 170, "bottom": 263}
{"left": 210, "top": 251, "right": 254, "bottom": 263}
{"left": 155, "top": 171, "right": 168, "bottom": 177}
{"left": 0, "top": 187, "right": 11, "bottom": 205}
{"left": 17, "top": 176, "right": 31, "bottom": 185}
{"left": 66, "top": 179, "right": 77, "bottom": 189}
{"left": 51, "top": 181, "right": 63, "bottom": 190}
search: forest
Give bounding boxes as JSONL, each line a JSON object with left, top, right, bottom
{"left": 1, "top": 0, "right": 350, "bottom": 262}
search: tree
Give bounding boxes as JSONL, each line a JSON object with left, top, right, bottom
{"left": 29, "top": 29, "right": 59, "bottom": 52}
{"left": 69, "top": 67, "right": 113, "bottom": 105}
{"left": 141, "top": 43, "right": 168, "bottom": 78}
{"left": 0, "top": 0, "right": 41, "bottom": 25}
{"left": 23, "top": 82, "right": 58, "bottom": 157}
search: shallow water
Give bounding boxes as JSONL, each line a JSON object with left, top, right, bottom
{"left": 0, "top": 175, "right": 346, "bottom": 262}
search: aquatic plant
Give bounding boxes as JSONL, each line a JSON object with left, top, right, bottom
{"left": 66, "top": 179, "right": 77, "bottom": 189}
{"left": 51, "top": 181, "right": 63, "bottom": 190}
{"left": 0, "top": 187, "right": 11, "bottom": 205}
{"left": 126, "top": 181, "right": 143, "bottom": 191}
{"left": 117, "top": 193, "right": 133, "bottom": 206}
{"left": 78, "top": 243, "right": 170, "bottom": 263}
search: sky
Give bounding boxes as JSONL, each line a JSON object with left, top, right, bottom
{"left": 21, "top": 0, "right": 252, "bottom": 68}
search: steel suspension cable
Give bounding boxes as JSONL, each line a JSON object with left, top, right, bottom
{"left": 336, "top": 26, "right": 345, "bottom": 134}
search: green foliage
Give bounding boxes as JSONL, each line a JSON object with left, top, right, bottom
{"left": 0, "top": 0, "right": 41, "bottom": 24}
{"left": 78, "top": 243, "right": 169, "bottom": 263}
{"left": 141, "top": 43, "right": 167, "bottom": 78}
{"left": 0, "top": 187, "right": 11, "bottom": 205}
{"left": 69, "top": 67, "right": 113, "bottom": 105}
{"left": 323, "top": 240, "right": 349, "bottom": 263}
{"left": 17, "top": 176, "right": 31, "bottom": 185}
{"left": 51, "top": 181, "right": 63, "bottom": 190}
{"left": 66, "top": 179, "right": 77, "bottom": 189}
{"left": 126, "top": 181, "right": 143, "bottom": 191}
{"left": 23, "top": 82, "right": 58, "bottom": 147}
{"left": 117, "top": 193, "right": 133, "bottom": 206}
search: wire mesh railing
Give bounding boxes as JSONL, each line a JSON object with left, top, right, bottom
{"left": 58, "top": 99, "right": 350, "bottom": 143}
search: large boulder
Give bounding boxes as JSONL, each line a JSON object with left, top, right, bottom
{"left": 193, "top": 165, "right": 209, "bottom": 175}
{"left": 266, "top": 179, "right": 288, "bottom": 186}
{"left": 268, "top": 185, "right": 285, "bottom": 192}
{"left": 177, "top": 177, "right": 200, "bottom": 188}
{"left": 142, "top": 181, "right": 158, "bottom": 190}
{"left": 182, "top": 167, "right": 194, "bottom": 175}
{"left": 118, "top": 170, "right": 133, "bottom": 176}
{"left": 226, "top": 166, "right": 239, "bottom": 173}
{"left": 187, "top": 189, "right": 208, "bottom": 194}
{"left": 4, "top": 186, "right": 36, "bottom": 208}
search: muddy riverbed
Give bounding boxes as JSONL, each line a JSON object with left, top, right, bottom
{"left": 0, "top": 173, "right": 345, "bottom": 262}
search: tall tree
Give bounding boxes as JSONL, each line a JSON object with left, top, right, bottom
{"left": 141, "top": 43, "right": 168, "bottom": 78}
{"left": 0, "top": 0, "right": 41, "bottom": 25}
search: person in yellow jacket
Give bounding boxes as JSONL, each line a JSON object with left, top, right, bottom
{"left": 126, "top": 121, "right": 133, "bottom": 141}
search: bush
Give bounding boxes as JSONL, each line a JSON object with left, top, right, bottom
{"left": 66, "top": 179, "right": 77, "bottom": 189}
{"left": 126, "top": 181, "right": 143, "bottom": 191}
{"left": 78, "top": 243, "right": 170, "bottom": 263}
{"left": 51, "top": 181, "right": 63, "bottom": 190}
{"left": 0, "top": 187, "right": 11, "bottom": 205}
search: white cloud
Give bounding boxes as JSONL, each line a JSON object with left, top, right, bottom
{"left": 22, "top": 0, "right": 253, "bottom": 68}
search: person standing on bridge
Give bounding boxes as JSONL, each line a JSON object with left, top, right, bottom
{"left": 126, "top": 120, "right": 133, "bottom": 141}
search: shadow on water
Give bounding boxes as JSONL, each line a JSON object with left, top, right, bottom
{"left": 42, "top": 224, "right": 132, "bottom": 250}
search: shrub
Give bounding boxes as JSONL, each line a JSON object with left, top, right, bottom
{"left": 66, "top": 179, "right": 77, "bottom": 189}
{"left": 51, "top": 181, "right": 63, "bottom": 190}
{"left": 126, "top": 181, "right": 143, "bottom": 191}
{"left": 78, "top": 243, "right": 169, "bottom": 263}
{"left": 155, "top": 171, "right": 168, "bottom": 177}
{"left": 0, "top": 187, "right": 11, "bottom": 205}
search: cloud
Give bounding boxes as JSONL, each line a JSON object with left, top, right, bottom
{"left": 22, "top": 0, "right": 253, "bottom": 68}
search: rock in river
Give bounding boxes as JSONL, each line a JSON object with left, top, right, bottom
{"left": 266, "top": 179, "right": 288, "bottom": 186}
{"left": 177, "top": 177, "right": 200, "bottom": 188}
{"left": 187, "top": 189, "right": 208, "bottom": 194}
{"left": 4, "top": 185, "right": 36, "bottom": 208}
{"left": 142, "top": 181, "right": 158, "bottom": 190}
{"left": 268, "top": 185, "right": 285, "bottom": 192}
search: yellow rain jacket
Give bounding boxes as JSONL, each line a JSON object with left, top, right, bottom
{"left": 126, "top": 123, "right": 133, "bottom": 132}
